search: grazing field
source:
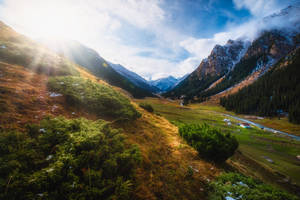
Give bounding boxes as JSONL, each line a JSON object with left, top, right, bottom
{"left": 135, "top": 98, "right": 300, "bottom": 194}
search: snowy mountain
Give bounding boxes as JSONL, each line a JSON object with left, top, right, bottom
{"left": 165, "top": 3, "right": 300, "bottom": 101}
{"left": 150, "top": 75, "right": 188, "bottom": 92}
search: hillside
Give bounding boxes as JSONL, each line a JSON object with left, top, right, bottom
{"left": 43, "top": 40, "right": 155, "bottom": 98}
{"left": 0, "top": 21, "right": 223, "bottom": 200}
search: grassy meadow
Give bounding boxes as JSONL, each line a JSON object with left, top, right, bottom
{"left": 135, "top": 98, "right": 300, "bottom": 192}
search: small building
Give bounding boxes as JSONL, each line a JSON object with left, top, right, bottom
{"left": 240, "top": 123, "right": 251, "bottom": 128}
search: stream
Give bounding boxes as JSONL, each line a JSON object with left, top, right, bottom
{"left": 223, "top": 114, "right": 300, "bottom": 141}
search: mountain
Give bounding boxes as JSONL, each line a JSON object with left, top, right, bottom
{"left": 150, "top": 75, "right": 187, "bottom": 92}
{"left": 109, "top": 62, "right": 159, "bottom": 93}
{"left": 165, "top": 39, "right": 249, "bottom": 98}
{"left": 220, "top": 46, "right": 300, "bottom": 124}
{"left": 42, "top": 40, "right": 155, "bottom": 98}
{"left": 165, "top": 3, "right": 300, "bottom": 102}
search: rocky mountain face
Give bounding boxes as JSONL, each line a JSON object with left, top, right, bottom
{"left": 165, "top": 3, "right": 300, "bottom": 102}
{"left": 164, "top": 39, "right": 249, "bottom": 98}
{"left": 109, "top": 62, "right": 159, "bottom": 93}
{"left": 195, "top": 40, "right": 249, "bottom": 78}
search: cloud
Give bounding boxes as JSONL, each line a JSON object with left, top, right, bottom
{"left": 233, "top": 0, "right": 282, "bottom": 17}
{"left": 0, "top": 0, "right": 296, "bottom": 81}
{"left": 179, "top": 0, "right": 299, "bottom": 68}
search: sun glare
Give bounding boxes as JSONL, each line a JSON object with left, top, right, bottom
{"left": 9, "top": 0, "right": 91, "bottom": 41}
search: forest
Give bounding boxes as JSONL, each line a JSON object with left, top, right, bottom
{"left": 220, "top": 48, "right": 300, "bottom": 124}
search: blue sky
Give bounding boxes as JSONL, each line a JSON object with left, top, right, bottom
{"left": 0, "top": 0, "right": 294, "bottom": 79}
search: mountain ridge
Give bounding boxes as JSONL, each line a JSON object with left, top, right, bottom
{"left": 165, "top": 3, "right": 300, "bottom": 103}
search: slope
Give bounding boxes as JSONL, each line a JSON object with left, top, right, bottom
{"left": 0, "top": 21, "right": 222, "bottom": 200}
{"left": 44, "top": 40, "right": 155, "bottom": 98}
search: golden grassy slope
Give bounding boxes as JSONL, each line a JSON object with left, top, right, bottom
{"left": 0, "top": 60, "right": 222, "bottom": 200}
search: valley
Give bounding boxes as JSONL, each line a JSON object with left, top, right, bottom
{"left": 0, "top": 1, "right": 300, "bottom": 199}
{"left": 135, "top": 98, "right": 300, "bottom": 195}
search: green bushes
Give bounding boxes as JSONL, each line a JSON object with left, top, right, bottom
{"left": 0, "top": 117, "right": 141, "bottom": 200}
{"left": 48, "top": 76, "right": 141, "bottom": 120}
{"left": 179, "top": 124, "right": 238, "bottom": 163}
{"left": 209, "top": 173, "right": 298, "bottom": 200}
{"left": 139, "top": 103, "right": 154, "bottom": 112}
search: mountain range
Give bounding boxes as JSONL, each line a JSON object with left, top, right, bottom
{"left": 165, "top": 3, "right": 300, "bottom": 105}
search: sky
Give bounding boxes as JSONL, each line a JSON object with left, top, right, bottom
{"left": 0, "top": 0, "right": 294, "bottom": 80}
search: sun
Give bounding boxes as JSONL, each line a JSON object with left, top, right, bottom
{"left": 6, "top": 0, "right": 88, "bottom": 41}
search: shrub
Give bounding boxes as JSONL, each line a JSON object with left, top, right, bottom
{"left": 179, "top": 124, "right": 238, "bottom": 163}
{"left": 48, "top": 76, "right": 141, "bottom": 120}
{"left": 139, "top": 103, "right": 154, "bottom": 113}
{"left": 209, "top": 173, "right": 298, "bottom": 200}
{"left": 0, "top": 116, "right": 141, "bottom": 200}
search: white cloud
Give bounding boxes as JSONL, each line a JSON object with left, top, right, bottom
{"left": 0, "top": 0, "right": 295, "bottom": 81}
{"left": 0, "top": 0, "right": 192, "bottom": 80}
{"left": 233, "top": 0, "right": 282, "bottom": 17}
{"left": 179, "top": 1, "right": 298, "bottom": 69}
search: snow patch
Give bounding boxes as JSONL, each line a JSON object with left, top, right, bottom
{"left": 39, "top": 128, "right": 46, "bottom": 133}
{"left": 49, "top": 92, "right": 62, "bottom": 97}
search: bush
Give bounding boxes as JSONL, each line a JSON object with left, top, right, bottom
{"left": 179, "top": 124, "right": 238, "bottom": 163}
{"left": 48, "top": 76, "right": 141, "bottom": 120}
{"left": 209, "top": 173, "right": 298, "bottom": 200}
{"left": 0, "top": 116, "right": 141, "bottom": 200}
{"left": 139, "top": 103, "right": 154, "bottom": 113}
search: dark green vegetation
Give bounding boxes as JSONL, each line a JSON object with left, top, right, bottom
{"left": 138, "top": 102, "right": 154, "bottom": 113}
{"left": 221, "top": 47, "right": 300, "bottom": 124}
{"left": 0, "top": 117, "right": 141, "bottom": 200}
{"left": 53, "top": 41, "right": 154, "bottom": 98}
{"left": 0, "top": 22, "right": 79, "bottom": 76}
{"left": 179, "top": 124, "right": 238, "bottom": 163}
{"left": 209, "top": 173, "right": 298, "bottom": 200}
{"left": 48, "top": 76, "right": 141, "bottom": 120}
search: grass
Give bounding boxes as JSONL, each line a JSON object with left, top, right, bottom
{"left": 48, "top": 76, "right": 141, "bottom": 120}
{"left": 135, "top": 98, "right": 300, "bottom": 194}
